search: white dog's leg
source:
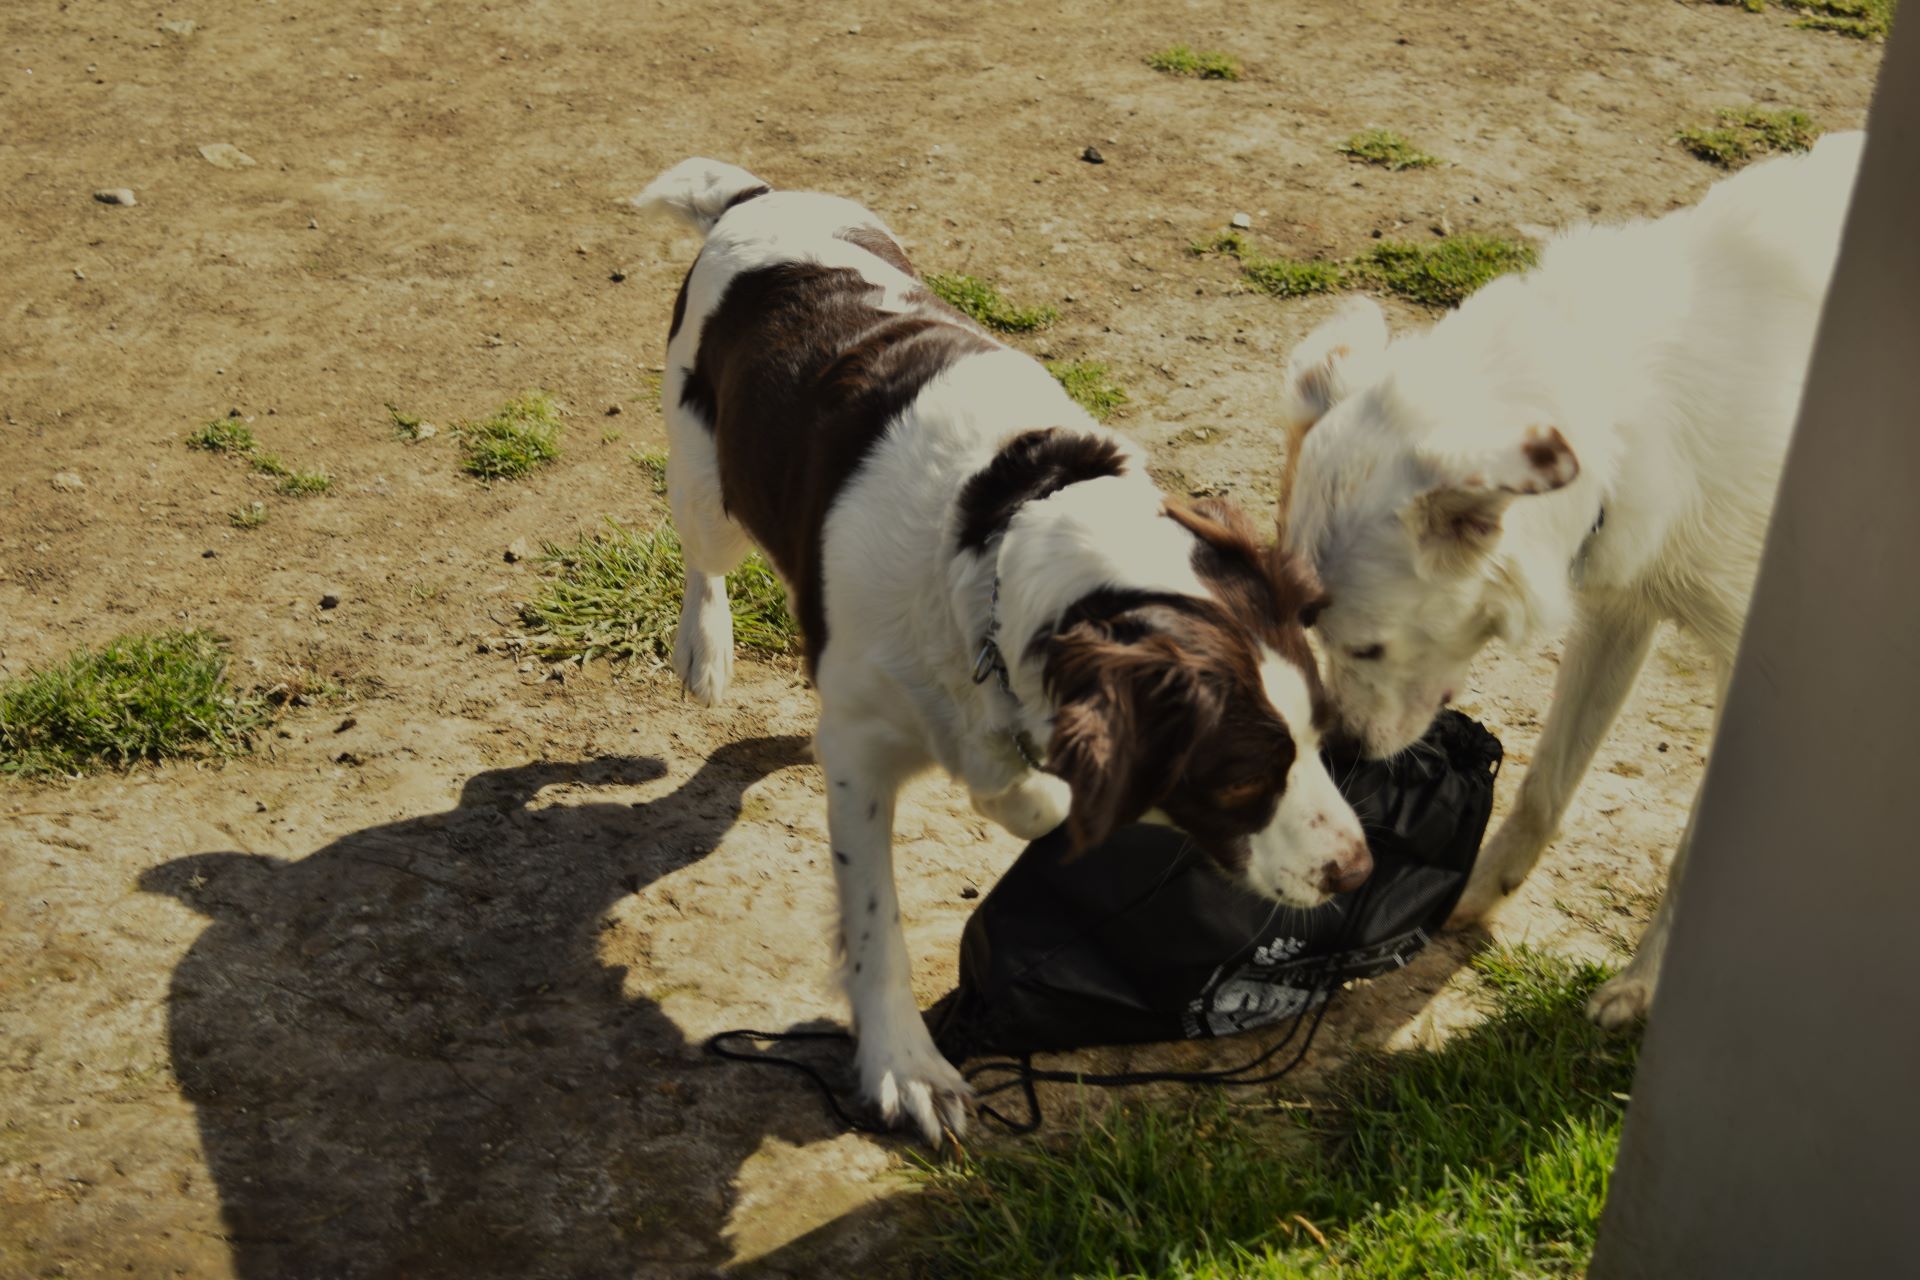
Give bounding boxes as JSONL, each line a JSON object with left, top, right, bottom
{"left": 666, "top": 404, "right": 750, "bottom": 707}
{"left": 1587, "top": 803, "right": 1694, "bottom": 1028}
{"left": 1587, "top": 663, "right": 1730, "bottom": 1027}
{"left": 816, "top": 712, "right": 969, "bottom": 1145}
{"left": 1452, "top": 597, "right": 1658, "bottom": 924}
{"left": 970, "top": 772, "right": 1072, "bottom": 841}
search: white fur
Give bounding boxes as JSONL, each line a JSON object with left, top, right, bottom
{"left": 1280, "top": 133, "right": 1865, "bottom": 1027}
{"left": 640, "top": 158, "right": 1365, "bottom": 1143}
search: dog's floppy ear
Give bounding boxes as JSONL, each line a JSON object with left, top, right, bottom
{"left": 1279, "top": 298, "right": 1390, "bottom": 438}
{"left": 1041, "top": 625, "right": 1215, "bottom": 855}
{"left": 1402, "top": 426, "right": 1580, "bottom": 575}
{"left": 1278, "top": 298, "right": 1389, "bottom": 534}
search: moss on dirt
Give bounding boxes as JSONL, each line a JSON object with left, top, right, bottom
{"left": 1337, "top": 127, "right": 1440, "bottom": 170}
{"left": 924, "top": 272, "right": 1058, "bottom": 333}
{"left": 1677, "top": 105, "right": 1822, "bottom": 165}
{"left": 1145, "top": 44, "right": 1241, "bottom": 80}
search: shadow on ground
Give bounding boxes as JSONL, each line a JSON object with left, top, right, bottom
{"left": 142, "top": 736, "right": 897, "bottom": 1279}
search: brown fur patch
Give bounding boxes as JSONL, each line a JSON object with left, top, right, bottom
{"left": 835, "top": 225, "right": 915, "bottom": 276}
{"left": 1033, "top": 587, "right": 1304, "bottom": 865}
{"left": 1166, "top": 499, "right": 1331, "bottom": 724}
{"left": 954, "top": 429, "right": 1129, "bottom": 555}
{"left": 680, "top": 261, "right": 995, "bottom": 675}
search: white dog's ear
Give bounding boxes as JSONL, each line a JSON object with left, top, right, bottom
{"left": 1279, "top": 298, "right": 1389, "bottom": 438}
{"left": 1402, "top": 426, "right": 1580, "bottom": 574}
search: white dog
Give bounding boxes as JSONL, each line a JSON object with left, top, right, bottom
{"left": 636, "top": 158, "right": 1369, "bottom": 1142}
{"left": 1277, "top": 133, "right": 1864, "bottom": 1026}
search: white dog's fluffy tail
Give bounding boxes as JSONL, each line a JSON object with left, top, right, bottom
{"left": 631, "top": 157, "right": 770, "bottom": 235}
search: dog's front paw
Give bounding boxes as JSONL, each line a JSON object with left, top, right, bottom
{"left": 1447, "top": 817, "right": 1547, "bottom": 928}
{"left": 1587, "top": 970, "right": 1655, "bottom": 1030}
{"left": 672, "top": 590, "right": 734, "bottom": 707}
{"left": 858, "top": 1034, "right": 970, "bottom": 1146}
{"left": 973, "top": 773, "right": 1071, "bottom": 841}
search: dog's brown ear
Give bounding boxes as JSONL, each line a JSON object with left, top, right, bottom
{"left": 1403, "top": 426, "right": 1580, "bottom": 575}
{"left": 1041, "top": 626, "right": 1213, "bottom": 856}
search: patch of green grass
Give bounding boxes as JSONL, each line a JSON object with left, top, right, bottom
{"left": 388, "top": 404, "right": 430, "bottom": 441}
{"left": 1048, "top": 361, "right": 1129, "bottom": 422}
{"left": 186, "top": 418, "right": 331, "bottom": 498}
{"left": 1200, "top": 231, "right": 1533, "bottom": 308}
{"left": 458, "top": 391, "right": 564, "bottom": 480}
{"left": 1146, "top": 44, "right": 1241, "bottom": 80}
{"left": 1351, "top": 235, "right": 1538, "bottom": 308}
{"left": 227, "top": 502, "right": 268, "bottom": 529}
{"left": 1241, "top": 255, "right": 1350, "bottom": 299}
{"left": 0, "top": 630, "right": 268, "bottom": 778}
{"left": 915, "top": 946, "right": 1635, "bottom": 1280}
{"left": 631, "top": 450, "right": 669, "bottom": 496}
{"left": 1717, "top": 0, "right": 1897, "bottom": 38}
{"left": 925, "top": 273, "right": 1059, "bottom": 334}
{"left": 1677, "top": 106, "right": 1823, "bottom": 166}
{"left": 1337, "top": 128, "right": 1440, "bottom": 171}
{"left": 513, "top": 519, "right": 797, "bottom": 669}
{"left": 187, "top": 418, "right": 257, "bottom": 454}
{"left": 1188, "top": 230, "right": 1249, "bottom": 258}
{"left": 274, "top": 468, "right": 332, "bottom": 496}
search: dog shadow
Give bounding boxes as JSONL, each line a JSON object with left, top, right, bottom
{"left": 140, "top": 735, "right": 872, "bottom": 1279}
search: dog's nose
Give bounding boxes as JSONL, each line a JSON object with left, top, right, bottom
{"left": 1320, "top": 839, "right": 1373, "bottom": 895}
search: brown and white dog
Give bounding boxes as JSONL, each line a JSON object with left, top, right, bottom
{"left": 635, "top": 158, "right": 1368, "bottom": 1144}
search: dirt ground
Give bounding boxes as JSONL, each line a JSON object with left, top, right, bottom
{"left": 0, "top": 0, "right": 1885, "bottom": 1276}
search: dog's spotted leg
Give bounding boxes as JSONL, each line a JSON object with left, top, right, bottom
{"left": 816, "top": 714, "right": 969, "bottom": 1145}
{"left": 1450, "top": 599, "right": 1658, "bottom": 925}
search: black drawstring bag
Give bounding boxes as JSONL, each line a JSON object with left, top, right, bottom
{"left": 709, "top": 710, "right": 1501, "bottom": 1132}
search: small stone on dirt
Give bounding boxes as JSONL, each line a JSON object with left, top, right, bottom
{"left": 608, "top": 268, "right": 627, "bottom": 283}
{"left": 959, "top": 885, "right": 979, "bottom": 900}
{"left": 198, "top": 143, "right": 257, "bottom": 170}
{"left": 201, "top": 549, "right": 216, "bottom": 558}
{"left": 93, "top": 188, "right": 136, "bottom": 206}
{"left": 159, "top": 18, "right": 197, "bottom": 36}
{"left": 504, "top": 538, "right": 531, "bottom": 563}
{"left": 335, "top": 751, "right": 364, "bottom": 766}
{"left": 50, "top": 472, "right": 85, "bottom": 491}
{"left": 605, "top": 404, "right": 621, "bottom": 416}
{"left": 1082, "top": 145, "right": 1104, "bottom": 164}
{"left": 335, "top": 717, "right": 357, "bottom": 734}
{"left": 1230, "top": 212, "right": 1252, "bottom": 230}
{"left": 319, "top": 591, "right": 342, "bottom": 610}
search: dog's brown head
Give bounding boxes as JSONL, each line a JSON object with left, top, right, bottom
{"left": 1034, "top": 500, "right": 1370, "bottom": 906}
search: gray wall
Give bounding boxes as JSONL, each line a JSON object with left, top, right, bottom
{"left": 1591, "top": 17, "right": 1920, "bottom": 1278}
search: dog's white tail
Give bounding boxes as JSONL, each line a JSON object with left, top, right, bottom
{"left": 631, "top": 157, "right": 771, "bottom": 236}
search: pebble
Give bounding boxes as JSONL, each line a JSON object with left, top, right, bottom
{"left": 197, "top": 143, "right": 257, "bottom": 170}
{"left": 159, "top": 18, "right": 197, "bottom": 35}
{"left": 608, "top": 269, "right": 627, "bottom": 283}
{"left": 50, "top": 472, "right": 85, "bottom": 491}
{"left": 1081, "top": 145, "right": 1104, "bottom": 164}
{"left": 412, "top": 421, "right": 437, "bottom": 439}
{"left": 319, "top": 591, "right": 342, "bottom": 610}
{"left": 605, "top": 404, "right": 622, "bottom": 416}
{"left": 959, "top": 885, "right": 979, "bottom": 900}
{"left": 92, "top": 188, "right": 137, "bottom": 206}
{"left": 335, "top": 717, "right": 357, "bottom": 734}
{"left": 201, "top": 549, "right": 216, "bottom": 559}
{"left": 504, "top": 538, "right": 531, "bottom": 563}
{"left": 307, "top": 217, "right": 318, "bottom": 230}
{"left": 1230, "top": 212, "right": 1252, "bottom": 230}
